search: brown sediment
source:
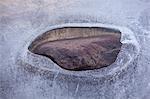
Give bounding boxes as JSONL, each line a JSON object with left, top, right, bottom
{"left": 29, "top": 27, "right": 122, "bottom": 71}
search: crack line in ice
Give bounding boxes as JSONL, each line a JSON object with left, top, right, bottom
{"left": 74, "top": 83, "right": 79, "bottom": 96}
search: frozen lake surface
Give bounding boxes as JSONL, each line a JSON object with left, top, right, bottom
{"left": 0, "top": 0, "right": 150, "bottom": 99}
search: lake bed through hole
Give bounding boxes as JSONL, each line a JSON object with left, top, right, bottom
{"left": 29, "top": 27, "right": 122, "bottom": 71}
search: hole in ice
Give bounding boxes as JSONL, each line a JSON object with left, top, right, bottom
{"left": 28, "top": 27, "right": 122, "bottom": 71}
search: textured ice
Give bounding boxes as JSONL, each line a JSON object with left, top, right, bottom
{"left": 0, "top": 0, "right": 150, "bottom": 99}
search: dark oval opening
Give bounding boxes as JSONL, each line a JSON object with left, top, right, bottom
{"left": 28, "top": 27, "right": 122, "bottom": 71}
